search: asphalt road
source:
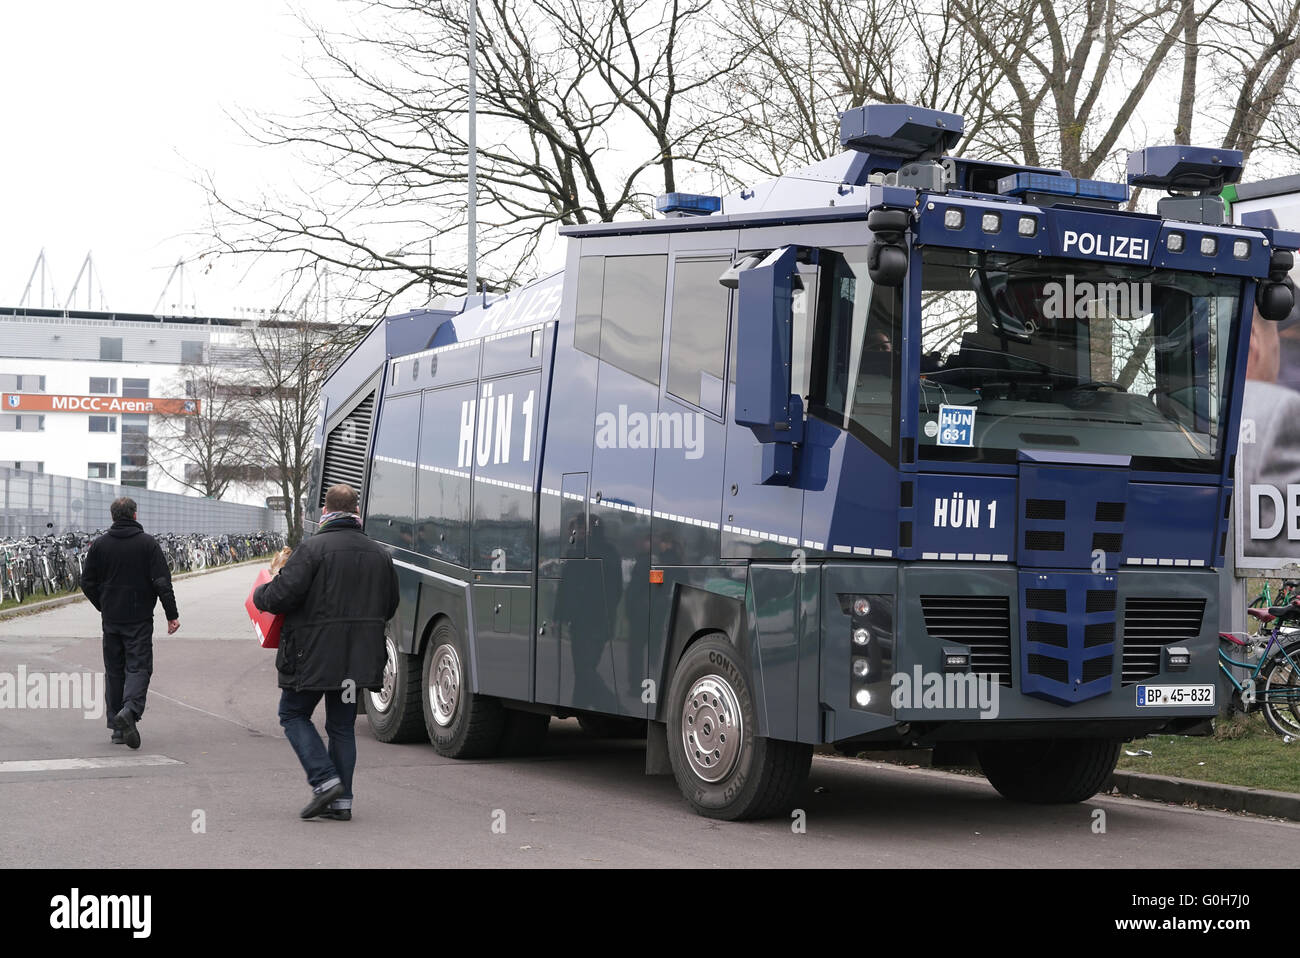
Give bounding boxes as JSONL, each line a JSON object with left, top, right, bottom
{"left": 2, "top": 563, "right": 1299, "bottom": 868}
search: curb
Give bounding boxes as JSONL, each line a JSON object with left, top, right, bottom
{"left": 0, "top": 556, "right": 271, "bottom": 622}
{"left": 830, "top": 747, "right": 1300, "bottom": 822}
{"left": 1108, "top": 770, "right": 1300, "bottom": 821}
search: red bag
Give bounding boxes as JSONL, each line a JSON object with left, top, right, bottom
{"left": 245, "top": 567, "right": 284, "bottom": 649}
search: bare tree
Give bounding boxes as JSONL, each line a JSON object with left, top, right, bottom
{"left": 205, "top": 0, "right": 744, "bottom": 317}
{"left": 1203, "top": 0, "right": 1300, "bottom": 164}
{"left": 946, "top": 0, "right": 1197, "bottom": 177}
{"left": 236, "top": 313, "right": 365, "bottom": 545}
{"left": 150, "top": 363, "right": 257, "bottom": 501}
{"left": 715, "top": 0, "right": 1003, "bottom": 180}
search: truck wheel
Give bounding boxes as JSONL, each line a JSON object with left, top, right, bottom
{"left": 577, "top": 714, "right": 647, "bottom": 739}
{"left": 977, "top": 738, "right": 1120, "bottom": 803}
{"left": 666, "top": 636, "right": 811, "bottom": 820}
{"left": 364, "top": 629, "right": 427, "bottom": 743}
{"left": 422, "top": 619, "right": 505, "bottom": 758}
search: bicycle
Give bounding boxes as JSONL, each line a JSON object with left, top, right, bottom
{"left": 1220, "top": 599, "right": 1300, "bottom": 737}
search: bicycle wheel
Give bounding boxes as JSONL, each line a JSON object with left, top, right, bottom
{"left": 1262, "top": 641, "right": 1300, "bottom": 737}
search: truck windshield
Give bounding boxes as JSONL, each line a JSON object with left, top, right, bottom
{"left": 917, "top": 247, "right": 1243, "bottom": 472}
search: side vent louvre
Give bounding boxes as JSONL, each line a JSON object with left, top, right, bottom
{"left": 920, "top": 595, "right": 1012, "bottom": 686}
{"left": 1025, "top": 589, "right": 1067, "bottom": 613}
{"left": 1092, "top": 533, "right": 1123, "bottom": 553}
{"left": 1025, "top": 530, "right": 1065, "bottom": 551}
{"left": 1025, "top": 498, "right": 1066, "bottom": 520}
{"left": 318, "top": 391, "right": 376, "bottom": 507}
{"left": 1095, "top": 502, "right": 1126, "bottom": 523}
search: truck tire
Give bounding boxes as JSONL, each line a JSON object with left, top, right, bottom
{"left": 666, "top": 635, "right": 811, "bottom": 820}
{"left": 364, "top": 629, "right": 427, "bottom": 743}
{"left": 577, "top": 714, "right": 647, "bottom": 739}
{"left": 422, "top": 619, "right": 505, "bottom": 758}
{"left": 977, "top": 738, "right": 1120, "bottom": 803}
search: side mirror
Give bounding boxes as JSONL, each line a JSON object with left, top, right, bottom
{"left": 735, "top": 246, "right": 804, "bottom": 484}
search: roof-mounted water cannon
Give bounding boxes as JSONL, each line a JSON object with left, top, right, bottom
{"left": 1127, "top": 145, "right": 1244, "bottom": 226}
{"left": 840, "top": 104, "right": 963, "bottom": 193}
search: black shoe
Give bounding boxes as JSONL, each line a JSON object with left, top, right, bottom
{"left": 111, "top": 729, "right": 125, "bottom": 745}
{"left": 320, "top": 808, "right": 352, "bottom": 821}
{"left": 300, "top": 783, "right": 345, "bottom": 819}
{"left": 112, "top": 708, "right": 141, "bottom": 750}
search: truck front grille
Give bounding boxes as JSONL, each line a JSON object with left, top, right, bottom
{"left": 920, "top": 595, "right": 1012, "bottom": 686}
{"left": 1122, "top": 597, "right": 1205, "bottom": 685}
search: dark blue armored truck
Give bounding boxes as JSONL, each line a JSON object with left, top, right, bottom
{"left": 310, "top": 104, "right": 1298, "bottom": 819}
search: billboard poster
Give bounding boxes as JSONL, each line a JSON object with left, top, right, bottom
{"left": 1233, "top": 179, "right": 1300, "bottom": 569}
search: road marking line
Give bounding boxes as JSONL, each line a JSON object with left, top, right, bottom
{"left": 0, "top": 754, "right": 183, "bottom": 773}
{"left": 146, "top": 689, "right": 270, "bottom": 735}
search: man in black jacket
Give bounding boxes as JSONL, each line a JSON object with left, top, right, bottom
{"left": 254, "top": 483, "right": 399, "bottom": 821}
{"left": 80, "top": 497, "right": 180, "bottom": 750}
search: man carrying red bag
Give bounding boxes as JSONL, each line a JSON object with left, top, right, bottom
{"left": 253, "top": 484, "right": 399, "bottom": 821}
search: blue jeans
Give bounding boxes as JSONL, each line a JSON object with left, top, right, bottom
{"left": 278, "top": 688, "right": 357, "bottom": 809}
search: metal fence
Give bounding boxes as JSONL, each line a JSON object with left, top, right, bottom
{"left": 0, "top": 467, "right": 287, "bottom": 537}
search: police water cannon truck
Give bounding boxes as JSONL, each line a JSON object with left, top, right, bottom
{"left": 310, "top": 103, "right": 1297, "bottom": 819}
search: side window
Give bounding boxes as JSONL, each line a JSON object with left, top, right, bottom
{"left": 667, "top": 256, "right": 731, "bottom": 415}
{"left": 416, "top": 385, "right": 475, "bottom": 565}
{"left": 809, "top": 247, "right": 901, "bottom": 457}
{"left": 573, "top": 253, "right": 667, "bottom": 385}
{"left": 365, "top": 394, "right": 420, "bottom": 550}
{"left": 574, "top": 256, "right": 603, "bottom": 357}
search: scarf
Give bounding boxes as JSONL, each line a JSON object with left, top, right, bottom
{"left": 318, "top": 510, "right": 362, "bottom": 530}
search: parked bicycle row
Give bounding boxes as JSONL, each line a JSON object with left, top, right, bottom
{"left": 0, "top": 530, "right": 287, "bottom": 605}
{"left": 1222, "top": 576, "right": 1300, "bottom": 738}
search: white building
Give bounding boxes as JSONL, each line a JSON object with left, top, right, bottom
{"left": 0, "top": 307, "right": 277, "bottom": 507}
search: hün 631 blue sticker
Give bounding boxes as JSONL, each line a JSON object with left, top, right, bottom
{"left": 937, "top": 404, "right": 976, "bottom": 447}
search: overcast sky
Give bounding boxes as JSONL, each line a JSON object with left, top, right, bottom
{"left": 1, "top": 3, "right": 1287, "bottom": 321}
{"left": 0, "top": 1, "right": 308, "bottom": 317}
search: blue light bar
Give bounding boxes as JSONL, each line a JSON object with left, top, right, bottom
{"left": 997, "top": 172, "right": 1129, "bottom": 204}
{"left": 655, "top": 192, "right": 721, "bottom": 217}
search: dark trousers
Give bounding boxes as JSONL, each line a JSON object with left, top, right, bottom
{"left": 102, "top": 620, "right": 154, "bottom": 727}
{"left": 278, "top": 688, "right": 357, "bottom": 808}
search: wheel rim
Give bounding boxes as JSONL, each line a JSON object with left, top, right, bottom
{"left": 1266, "top": 655, "right": 1300, "bottom": 736}
{"left": 369, "top": 635, "right": 398, "bottom": 714}
{"left": 681, "top": 674, "right": 743, "bottom": 782}
{"left": 428, "top": 642, "right": 461, "bottom": 728}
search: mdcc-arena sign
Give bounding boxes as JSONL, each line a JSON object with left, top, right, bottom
{"left": 1, "top": 393, "right": 201, "bottom": 415}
